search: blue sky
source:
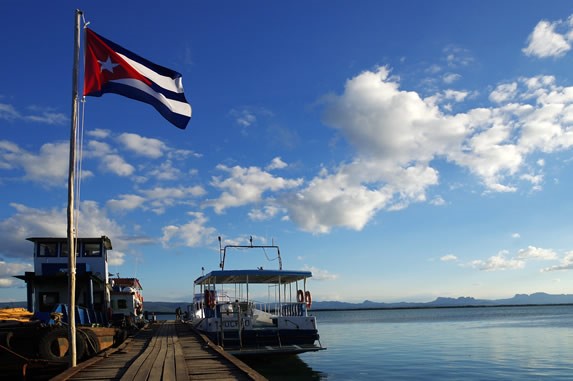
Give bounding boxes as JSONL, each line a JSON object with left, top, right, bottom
{"left": 3, "top": 1, "right": 573, "bottom": 303}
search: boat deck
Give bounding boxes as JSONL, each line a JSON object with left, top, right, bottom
{"left": 51, "top": 320, "right": 267, "bottom": 381}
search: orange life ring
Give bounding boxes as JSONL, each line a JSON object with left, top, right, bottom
{"left": 297, "top": 289, "right": 304, "bottom": 303}
{"left": 304, "top": 291, "right": 312, "bottom": 309}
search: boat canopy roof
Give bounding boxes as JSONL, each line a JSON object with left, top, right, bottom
{"left": 194, "top": 269, "right": 312, "bottom": 285}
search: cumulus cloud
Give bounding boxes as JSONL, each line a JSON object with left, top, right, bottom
{"left": 160, "top": 211, "right": 217, "bottom": 247}
{"left": 0, "top": 201, "right": 125, "bottom": 260}
{"left": 523, "top": 19, "right": 571, "bottom": 58}
{"left": 541, "top": 251, "right": 573, "bottom": 272}
{"left": 108, "top": 251, "right": 125, "bottom": 266}
{"left": 266, "top": 157, "right": 287, "bottom": 170}
{"left": 248, "top": 205, "right": 282, "bottom": 221}
{"left": 118, "top": 133, "right": 166, "bottom": 158}
{"left": 301, "top": 265, "right": 338, "bottom": 280}
{"left": 107, "top": 186, "right": 205, "bottom": 215}
{"left": 203, "top": 161, "right": 303, "bottom": 214}
{"left": 0, "top": 140, "right": 81, "bottom": 187}
{"left": 0, "top": 260, "right": 32, "bottom": 287}
{"left": 489, "top": 82, "right": 518, "bottom": 103}
{"left": 470, "top": 246, "right": 559, "bottom": 272}
{"left": 443, "top": 73, "right": 461, "bottom": 84}
{"left": 471, "top": 250, "right": 525, "bottom": 271}
{"left": 106, "top": 194, "right": 147, "bottom": 212}
{"left": 516, "top": 246, "right": 557, "bottom": 260}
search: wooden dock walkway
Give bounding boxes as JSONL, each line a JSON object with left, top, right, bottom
{"left": 51, "top": 321, "right": 267, "bottom": 381}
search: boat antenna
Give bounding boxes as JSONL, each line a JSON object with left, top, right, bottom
{"left": 218, "top": 236, "right": 223, "bottom": 269}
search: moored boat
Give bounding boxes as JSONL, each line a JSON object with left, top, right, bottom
{"left": 189, "top": 236, "right": 326, "bottom": 357}
{"left": 0, "top": 236, "right": 144, "bottom": 376}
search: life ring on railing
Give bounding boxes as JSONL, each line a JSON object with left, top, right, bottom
{"left": 304, "top": 291, "right": 312, "bottom": 309}
{"left": 297, "top": 289, "right": 304, "bottom": 303}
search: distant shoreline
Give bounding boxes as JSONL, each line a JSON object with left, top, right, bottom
{"left": 310, "top": 303, "right": 573, "bottom": 312}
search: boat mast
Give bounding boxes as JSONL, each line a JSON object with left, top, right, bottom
{"left": 66, "top": 8, "right": 82, "bottom": 368}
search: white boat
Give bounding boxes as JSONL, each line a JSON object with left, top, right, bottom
{"left": 189, "top": 237, "right": 326, "bottom": 357}
{"left": 110, "top": 277, "right": 145, "bottom": 327}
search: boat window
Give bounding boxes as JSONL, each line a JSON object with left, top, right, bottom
{"left": 39, "top": 292, "right": 59, "bottom": 312}
{"left": 60, "top": 243, "right": 79, "bottom": 257}
{"left": 37, "top": 242, "right": 58, "bottom": 257}
{"left": 83, "top": 242, "right": 102, "bottom": 257}
{"left": 118, "top": 299, "right": 128, "bottom": 309}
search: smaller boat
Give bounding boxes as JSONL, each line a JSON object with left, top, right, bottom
{"left": 110, "top": 277, "right": 145, "bottom": 329}
{"left": 189, "top": 236, "right": 325, "bottom": 357}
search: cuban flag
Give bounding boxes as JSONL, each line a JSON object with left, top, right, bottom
{"left": 83, "top": 28, "right": 191, "bottom": 129}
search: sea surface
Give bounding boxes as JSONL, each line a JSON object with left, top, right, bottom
{"left": 241, "top": 305, "right": 573, "bottom": 380}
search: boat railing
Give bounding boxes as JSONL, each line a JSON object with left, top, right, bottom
{"left": 196, "top": 297, "right": 308, "bottom": 318}
{"left": 252, "top": 301, "right": 307, "bottom": 317}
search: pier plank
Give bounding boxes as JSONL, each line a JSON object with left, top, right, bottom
{"left": 51, "top": 321, "right": 266, "bottom": 381}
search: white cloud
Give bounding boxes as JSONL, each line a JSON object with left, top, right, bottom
{"left": 229, "top": 107, "right": 274, "bottom": 129}
{"left": 100, "top": 154, "right": 135, "bottom": 176}
{"left": 0, "top": 260, "right": 32, "bottom": 287}
{"left": 489, "top": 82, "right": 518, "bottom": 103}
{"left": 143, "top": 186, "right": 206, "bottom": 214}
{"left": 440, "top": 254, "right": 458, "bottom": 262}
{"left": 0, "top": 141, "right": 78, "bottom": 187}
{"left": 443, "top": 45, "right": 474, "bottom": 67}
{"left": 160, "top": 212, "right": 217, "bottom": 247}
{"left": 471, "top": 250, "right": 525, "bottom": 271}
{"left": 443, "top": 73, "right": 461, "bottom": 84}
{"left": 248, "top": 205, "right": 282, "bottom": 221}
{"left": 231, "top": 108, "right": 257, "bottom": 127}
{"left": 266, "top": 157, "right": 287, "bottom": 170}
{"left": 0, "top": 201, "right": 125, "bottom": 260}
{"left": 204, "top": 163, "right": 303, "bottom": 214}
{"left": 523, "top": 20, "right": 571, "bottom": 58}
{"left": 118, "top": 133, "right": 166, "bottom": 158}
{"left": 0, "top": 102, "right": 67, "bottom": 125}
{"left": 108, "top": 251, "right": 125, "bottom": 266}
{"left": 541, "top": 251, "right": 573, "bottom": 272}
{"left": 516, "top": 246, "right": 557, "bottom": 260}
{"left": 87, "top": 129, "right": 111, "bottom": 139}
{"left": 301, "top": 265, "right": 338, "bottom": 281}
{"left": 106, "top": 194, "right": 146, "bottom": 212}
{"left": 277, "top": 65, "right": 573, "bottom": 233}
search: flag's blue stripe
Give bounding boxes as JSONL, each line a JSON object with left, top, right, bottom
{"left": 148, "top": 81, "right": 188, "bottom": 103}
{"left": 92, "top": 82, "right": 190, "bottom": 129}
{"left": 91, "top": 29, "right": 183, "bottom": 81}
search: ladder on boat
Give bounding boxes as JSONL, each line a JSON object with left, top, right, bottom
{"left": 219, "top": 308, "right": 243, "bottom": 349}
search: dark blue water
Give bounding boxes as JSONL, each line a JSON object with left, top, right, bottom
{"left": 244, "top": 305, "right": 573, "bottom": 380}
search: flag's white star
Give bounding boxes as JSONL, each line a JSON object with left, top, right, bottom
{"left": 98, "top": 56, "right": 119, "bottom": 73}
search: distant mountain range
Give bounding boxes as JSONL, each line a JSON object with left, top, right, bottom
{"left": 309, "top": 292, "right": 573, "bottom": 310}
{"left": 3, "top": 292, "right": 573, "bottom": 312}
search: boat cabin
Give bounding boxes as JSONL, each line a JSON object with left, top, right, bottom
{"left": 15, "top": 236, "right": 112, "bottom": 316}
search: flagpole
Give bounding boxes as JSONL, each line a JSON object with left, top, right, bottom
{"left": 67, "top": 8, "right": 82, "bottom": 368}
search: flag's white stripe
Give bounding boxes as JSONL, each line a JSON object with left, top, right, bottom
{"left": 117, "top": 52, "right": 184, "bottom": 94}
{"left": 111, "top": 78, "right": 192, "bottom": 117}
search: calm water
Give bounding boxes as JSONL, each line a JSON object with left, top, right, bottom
{"left": 242, "top": 305, "right": 573, "bottom": 380}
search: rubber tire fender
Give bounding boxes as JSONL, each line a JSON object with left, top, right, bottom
{"left": 38, "top": 328, "right": 86, "bottom": 362}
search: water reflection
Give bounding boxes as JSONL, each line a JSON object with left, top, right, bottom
{"left": 242, "top": 354, "right": 326, "bottom": 380}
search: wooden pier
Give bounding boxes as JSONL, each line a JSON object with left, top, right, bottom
{"left": 51, "top": 321, "right": 267, "bottom": 381}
